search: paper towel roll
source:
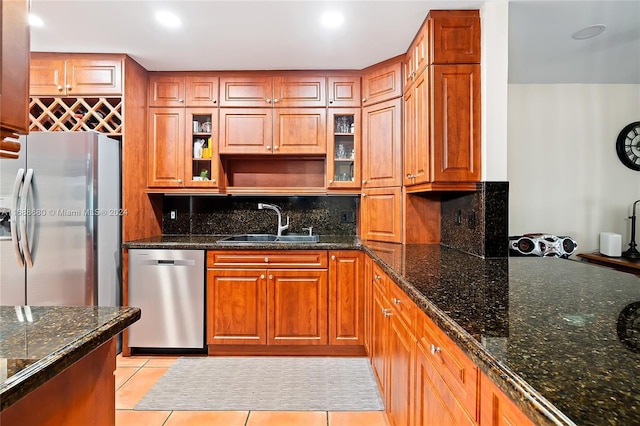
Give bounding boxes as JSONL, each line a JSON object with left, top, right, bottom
{"left": 600, "top": 232, "right": 622, "bottom": 257}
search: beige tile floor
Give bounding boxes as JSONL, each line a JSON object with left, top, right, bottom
{"left": 115, "top": 355, "right": 391, "bottom": 426}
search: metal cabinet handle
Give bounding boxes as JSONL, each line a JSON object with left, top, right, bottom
{"left": 382, "top": 308, "right": 391, "bottom": 318}
{"left": 329, "top": 179, "right": 333, "bottom": 184}
{"left": 178, "top": 99, "right": 184, "bottom": 103}
{"left": 57, "top": 85, "right": 63, "bottom": 91}
{"left": 269, "top": 274, "right": 273, "bottom": 280}
{"left": 362, "top": 97, "right": 367, "bottom": 102}
{"left": 274, "top": 98, "right": 279, "bottom": 103}
{"left": 211, "top": 178, "right": 216, "bottom": 183}
{"left": 393, "top": 298, "right": 401, "bottom": 305}
{"left": 264, "top": 257, "right": 269, "bottom": 263}
{"left": 212, "top": 99, "right": 217, "bottom": 104}
{"left": 266, "top": 98, "right": 272, "bottom": 104}
{"left": 374, "top": 274, "right": 381, "bottom": 280}
{"left": 273, "top": 146, "right": 279, "bottom": 151}
{"left": 177, "top": 179, "right": 182, "bottom": 183}
{"left": 362, "top": 180, "right": 367, "bottom": 184}
{"left": 266, "top": 146, "right": 271, "bottom": 150}
{"left": 65, "top": 84, "right": 72, "bottom": 90}
{"left": 331, "top": 255, "right": 336, "bottom": 260}
{"left": 430, "top": 344, "right": 441, "bottom": 355}
{"left": 260, "top": 274, "right": 265, "bottom": 279}
{"left": 362, "top": 193, "right": 366, "bottom": 197}
{"left": 329, "top": 99, "right": 334, "bottom": 104}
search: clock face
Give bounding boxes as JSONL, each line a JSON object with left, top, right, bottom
{"left": 616, "top": 121, "right": 640, "bottom": 171}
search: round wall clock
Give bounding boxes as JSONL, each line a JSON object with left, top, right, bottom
{"left": 616, "top": 121, "right": 640, "bottom": 171}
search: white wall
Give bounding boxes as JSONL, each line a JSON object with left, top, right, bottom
{"left": 507, "top": 84, "right": 640, "bottom": 254}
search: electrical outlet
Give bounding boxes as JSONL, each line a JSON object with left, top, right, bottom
{"left": 170, "top": 210, "right": 177, "bottom": 220}
{"left": 455, "top": 210, "right": 462, "bottom": 225}
{"left": 468, "top": 211, "right": 476, "bottom": 229}
{"left": 340, "top": 211, "right": 354, "bottom": 223}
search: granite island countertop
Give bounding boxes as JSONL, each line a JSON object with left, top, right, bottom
{"left": 123, "top": 235, "right": 640, "bottom": 425}
{"left": 0, "top": 305, "right": 141, "bottom": 410}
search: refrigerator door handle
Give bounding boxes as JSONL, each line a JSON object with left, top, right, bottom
{"left": 11, "top": 168, "right": 25, "bottom": 267}
{"left": 19, "top": 168, "right": 34, "bottom": 268}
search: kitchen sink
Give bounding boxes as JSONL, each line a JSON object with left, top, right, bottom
{"left": 217, "top": 234, "right": 319, "bottom": 244}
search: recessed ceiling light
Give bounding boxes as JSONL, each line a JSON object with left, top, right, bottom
{"left": 572, "top": 24, "right": 606, "bottom": 40}
{"left": 321, "top": 11, "right": 344, "bottom": 28}
{"left": 155, "top": 11, "right": 181, "bottom": 28}
{"left": 29, "top": 14, "right": 44, "bottom": 27}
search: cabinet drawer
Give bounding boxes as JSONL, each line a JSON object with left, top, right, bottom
{"left": 388, "top": 280, "right": 416, "bottom": 332}
{"left": 417, "top": 311, "right": 478, "bottom": 418}
{"left": 371, "top": 263, "right": 388, "bottom": 295}
{"left": 207, "top": 250, "right": 328, "bottom": 268}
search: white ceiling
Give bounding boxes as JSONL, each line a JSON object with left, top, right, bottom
{"left": 29, "top": 0, "right": 640, "bottom": 84}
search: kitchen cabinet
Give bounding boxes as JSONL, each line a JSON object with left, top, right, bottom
{"left": 219, "top": 107, "right": 326, "bottom": 154}
{"left": 480, "top": 372, "right": 536, "bottom": 426}
{"left": 327, "top": 108, "right": 360, "bottom": 190}
{"left": 361, "top": 187, "right": 402, "bottom": 243}
{"left": 207, "top": 250, "right": 328, "bottom": 350}
{"left": 148, "top": 73, "right": 219, "bottom": 107}
{"left": 362, "top": 59, "right": 403, "bottom": 106}
{"left": 369, "top": 263, "right": 418, "bottom": 426}
{"left": 1, "top": 0, "right": 30, "bottom": 136}
{"left": 30, "top": 54, "right": 122, "bottom": 96}
{"left": 328, "top": 76, "right": 361, "bottom": 108}
{"left": 403, "top": 10, "right": 481, "bottom": 191}
{"left": 328, "top": 251, "right": 364, "bottom": 345}
{"left": 414, "top": 306, "right": 478, "bottom": 426}
{"left": 362, "top": 97, "right": 402, "bottom": 188}
{"left": 147, "top": 108, "right": 219, "bottom": 189}
{"left": 363, "top": 255, "right": 373, "bottom": 356}
{"left": 219, "top": 75, "right": 325, "bottom": 107}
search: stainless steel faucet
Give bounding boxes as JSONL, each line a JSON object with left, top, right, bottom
{"left": 258, "top": 203, "right": 289, "bottom": 237}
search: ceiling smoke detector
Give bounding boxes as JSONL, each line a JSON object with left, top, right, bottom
{"left": 571, "top": 24, "right": 606, "bottom": 40}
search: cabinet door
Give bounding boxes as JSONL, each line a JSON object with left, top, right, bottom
{"left": 480, "top": 372, "right": 536, "bottom": 426}
{"left": 402, "top": 81, "right": 415, "bottom": 186}
{"left": 274, "top": 108, "right": 326, "bottom": 154}
{"left": 219, "top": 76, "right": 273, "bottom": 107}
{"left": 328, "top": 251, "right": 363, "bottom": 345}
{"left": 219, "top": 108, "right": 273, "bottom": 154}
{"left": 1, "top": 0, "right": 30, "bottom": 133}
{"left": 428, "top": 10, "right": 481, "bottom": 65}
{"left": 66, "top": 59, "right": 122, "bottom": 95}
{"left": 29, "top": 58, "right": 66, "bottom": 97}
{"left": 412, "top": 69, "right": 429, "bottom": 185}
{"left": 185, "top": 75, "right": 219, "bottom": 107}
{"left": 273, "top": 76, "right": 326, "bottom": 107}
{"left": 185, "top": 108, "right": 219, "bottom": 188}
{"left": 364, "top": 256, "right": 373, "bottom": 356}
{"left": 362, "top": 60, "right": 402, "bottom": 106}
{"left": 430, "top": 65, "right": 480, "bottom": 182}
{"left": 207, "top": 269, "right": 267, "bottom": 345}
{"left": 267, "top": 269, "right": 328, "bottom": 345}
{"left": 328, "top": 76, "right": 361, "bottom": 108}
{"left": 414, "top": 342, "right": 476, "bottom": 426}
{"left": 361, "top": 187, "right": 402, "bottom": 243}
{"left": 149, "top": 74, "right": 185, "bottom": 107}
{"left": 327, "top": 109, "right": 360, "bottom": 189}
{"left": 362, "top": 98, "right": 402, "bottom": 188}
{"left": 387, "top": 313, "right": 415, "bottom": 426}
{"left": 371, "top": 283, "right": 389, "bottom": 400}
{"left": 147, "top": 108, "right": 185, "bottom": 187}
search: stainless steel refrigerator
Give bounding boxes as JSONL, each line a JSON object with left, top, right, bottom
{"left": 0, "top": 131, "right": 121, "bottom": 307}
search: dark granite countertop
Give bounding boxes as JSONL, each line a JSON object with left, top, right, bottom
{"left": 0, "top": 306, "right": 141, "bottom": 411}
{"left": 123, "top": 235, "right": 640, "bottom": 425}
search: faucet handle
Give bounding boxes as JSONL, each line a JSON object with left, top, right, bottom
{"left": 302, "top": 226, "right": 313, "bottom": 236}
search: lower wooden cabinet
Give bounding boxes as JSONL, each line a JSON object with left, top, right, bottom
{"left": 388, "top": 311, "right": 416, "bottom": 426}
{"left": 328, "top": 251, "right": 364, "bottom": 345}
{"left": 480, "top": 372, "right": 536, "bottom": 426}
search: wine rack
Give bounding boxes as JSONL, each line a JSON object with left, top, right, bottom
{"left": 29, "top": 97, "right": 123, "bottom": 136}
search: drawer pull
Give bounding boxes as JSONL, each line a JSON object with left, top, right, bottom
{"left": 393, "top": 298, "right": 401, "bottom": 305}
{"left": 382, "top": 308, "right": 391, "bottom": 318}
{"left": 260, "top": 274, "right": 265, "bottom": 279}
{"left": 331, "top": 255, "right": 336, "bottom": 260}
{"left": 374, "top": 274, "right": 381, "bottom": 280}
{"left": 268, "top": 274, "right": 273, "bottom": 280}
{"left": 430, "top": 344, "right": 441, "bottom": 355}
{"left": 264, "top": 257, "right": 269, "bottom": 263}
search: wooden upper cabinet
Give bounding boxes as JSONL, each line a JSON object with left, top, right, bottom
{"left": 404, "top": 69, "right": 429, "bottom": 187}
{"left": 219, "top": 108, "right": 273, "bottom": 154}
{"left": 361, "top": 59, "right": 403, "bottom": 106}
{"left": 219, "top": 76, "right": 273, "bottom": 107}
{"left": 1, "top": 0, "right": 30, "bottom": 134}
{"left": 149, "top": 74, "right": 185, "bottom": 107}
{"left": 185, "top": 75, "right": 219, "bottom": 107}
{"left": 30, "top": 55, "right": 122, "bottom": 96}
{"left": 361, "top": 187, "right": 402, "bottom": 243}
{"left": 428, "top": 10, "right": 481, "bottom": 64}
{"left": 147, "top": 108, "right": 185, "bottom": 187}
{"left": 273, "top": 76, "right": 325, "bottom": 107}
{"left": 328, "top": 76, "right": 361, "bottom": 107}
{"left": 362, "top": 97, "right": 402, "bottom": 188}
{"left": 273, "top": 108, "right": 326, "bottom": 154}
{"left": 430, "top": 65, "right": 481, "bottom": 183}
{"left": 405, "top": 19, "right": 429, "bottom": 89}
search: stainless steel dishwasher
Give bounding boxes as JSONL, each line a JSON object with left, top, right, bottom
{"left": 128, "top": 249, "right": 205, "bottom": 349}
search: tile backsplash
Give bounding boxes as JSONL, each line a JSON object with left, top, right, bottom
{"left": 162, "top": 195, "right": 359, "bottom": 236}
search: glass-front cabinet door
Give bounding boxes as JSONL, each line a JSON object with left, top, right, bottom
{"left": 327, "top": 109, "right": 360, "bottom": 190}
{"left": 186, "top": 109, "right": 218, "bottom": 188}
